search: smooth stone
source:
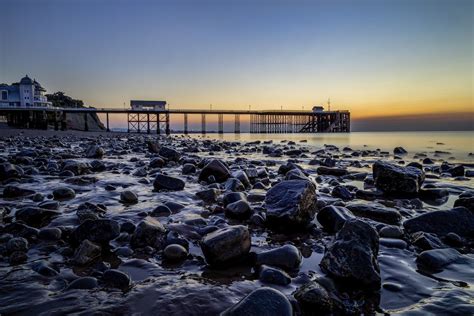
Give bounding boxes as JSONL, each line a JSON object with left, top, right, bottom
{"left": 225, "top": 200, "right": 252, "bottom": 220}
{"left": 67, "top": 277, "right": 98, "bottom": 290}
{"left": 417, "top": 248, "right": 462, "bottom": 271}
{"left": 150, "top": 157, "right": 165, "bottom": 168}
{"left": 3, "top": 185, "right": 35, "bottom": 198}
{"left": 223, "top": 192, "right": 247, "bottom": 206}
{"left": 316, "top": 166, "right": 348, "bottom": 176}
{"left": 163, "top": 244, "right": 188, "bottom": 261}
{"left": 7, "top": 237, "right": 29, "bottom": 253}
{"left": 120, "top": 190, "right": 138, "bottom": 204}
{"left": 255, "top": 244, "right": 302, "bottom": 271}
{"left": 130, "top": 217, "right": 166, "bottom": 249}
{"left": 0, "top": 162, "right": 24, "bottom": 180}
{"left": 199, "top": 159, "right": 231, "bottom": 183}
{"left": 411, "top": 232, "right": 445, "bottom": 250}
{"left": 71, "top": 219, "right": 120, "bottom": 246}
{"left": 380, "top": 238, "right": 407, "bottom": 249}
{"left": 39, "top": 227, "right": 62, "bottom": 241}
{"left": 32, "top": 260, "right": 59, "bottom": 277}
{"left": 102, "top": 269, "right": 131, "bottom": 290}
{"left": 195, "top": 188, "right": 220, "bottom": 203}
{"left": 73, "top": 239, "right": 102, "bottom": 265}
{"left": 159, "top": 146, "right": 181, "bottom": 161}
{"left": 346, "top": 203, "right": 402, "bottom": 225}
{"left": 259, "top": 265, "right": 291, "bottom": 285}
{"left": 201, "top": 225, "right": 250, "bottom": 266}
{"left": 182, "top": 163, "right": 196, "bottom": 175}
{"left": 221, "top": 287, "right": 293, "bottom": 316}
{"left": 153, "top": 174, "right": 185, "bottom": 191}
{"left": 454, "top": 196, "right": 474, "bottom": 212}
{"left": 379, "top": 226, "right": 404, "bottom": 239}
{"left": 293, "top": 280, "right": 333, "bottom": 315}
{"left": 394, "top": 147, "right": 408, "bottom": 155}
{"left": 52, "top": 187, "right": 76, "bottom": 200}
{"left": 85, "top": 145, "right": 105, "bottom": 159}
{"left": 316, "top": 205, "right": 354, "bottom": 233}
{"left": 331, "top": 185, "right": 353, "bottom": 201}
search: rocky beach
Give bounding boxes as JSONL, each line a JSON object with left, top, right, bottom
{"left": 0, "top": 129, "right": 473, "bottom": 315}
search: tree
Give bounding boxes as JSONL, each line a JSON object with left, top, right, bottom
{"left": 45, "top": 91, "right": 85, "bottom": 108}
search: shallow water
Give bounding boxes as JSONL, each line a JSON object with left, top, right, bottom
{"left": 0, "top": 130, "right": 473, "bottom": 315}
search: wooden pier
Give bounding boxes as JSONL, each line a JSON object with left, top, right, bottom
{"left": 0, "top": 107, "right": 350, "bottom": 134}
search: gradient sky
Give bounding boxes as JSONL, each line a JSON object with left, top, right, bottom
{"left": 1, "top": 0, "right": 472, "bottom": 131}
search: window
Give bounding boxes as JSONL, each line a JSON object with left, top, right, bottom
{"left": 1, "top": 91, "right": 7, "bottom": 100}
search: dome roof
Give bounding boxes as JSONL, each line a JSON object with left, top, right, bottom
{"left": 20, "top": 75, "right": 33, "bottom": 85}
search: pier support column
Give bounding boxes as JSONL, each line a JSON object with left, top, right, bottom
{"left": 218, "top": 113, "right": 224, "bottom": 134}
{"left": 184, "top": 113, "right": 188, "bottom": 134}
{"left": 147, "top": 113, "right": 150, "bottom": 134}
{"left": 84, "top": 113, "right": 89, "bottom": 131}
{"left": 165, "top": 113, "right": 170, "bottom": 135}
{"left": 235, "top": 114, "right": 240, "bottom": 133}
{"left": 61, "top": 112, "right": 67, "bottom": 131}
{"left": 106, "top": 113, "right": 110, "bottom": 132}
{"left": 201, "top": 114, "right": 206, "bottom": 134}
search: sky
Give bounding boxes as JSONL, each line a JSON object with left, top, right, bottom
{"left": 1, "top": 0, "right": 472, "bottom": 131}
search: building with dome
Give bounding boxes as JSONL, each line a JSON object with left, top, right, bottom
{"left": 0, "top": 75, "right": 52, "bottom": 108}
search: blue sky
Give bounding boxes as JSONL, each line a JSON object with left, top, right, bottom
{"left": 1, "top": 0, "right": 472, "bottom": 130}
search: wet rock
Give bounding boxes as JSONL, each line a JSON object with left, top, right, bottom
{"left": 454, "top": 196, "right": 474, "bottom": 211}
{"left": 153, "top": 174, "right": 185, "bottom": 191}
{"left": 53, "top": 187, "right": 76, "bottom": 200}
{"left": 221, "top": 287, "right": 292, "bottom": 316}
{"left": 39, "top": 227, "right": 62, "bottom": 241}
{"left": 182, "top": 163, "right": 196, "bottom": 175}
{"left": 411, "top": 232, "right": 445, "bottom": 250}
{"left": 15, "top": 207, "right": 60, "bottom": 227}
{"left": 403, "top": 206, "right": 474, "bottom": 238}
{"left": 32, "top": 260, "right": 59, "bottom": 277}
{"left": 199, "top": 159, "right": 231, "bottom": 183}
{"left": 201, "top": 225, "right": 250, "bottom": 266}
{"left": 85, "top": 144, "right": 105, "bottom": 159}
{"left": 2, "top": 222, "right": 39, "bottom": 240}
{"left": 259, "top": 265, "right": 291, "bottom": 285}
{"left": 232, "top": 170, "right": 251, "bottom": 188}
{"left": 420, "top": 188, "right": 449, "bottom": 204}
{"left": 150, "top": 157, "right": 165, "bottom": 168}
{"left": 223, "top": 191, "right": 247, "bottom": 206}
{"left": 379, "top": 226, "right": 404, "bottom": 239}
{"left": 73, "top": 239, "right": 102, "bottom": 265}
{"left": 373, "top": 161, "right": 425, "bottom": 195}
{"left": 9, "top": 251, "right": 27, "bottom": 265}
{"left": 447, "top": 165, "right": 465, "bottom": 177}
{"left": 147, "top": 140, "right": 160, "bottom": 153}
{"left": 380, "top": 238, "right": 407, "bottom": 249}
{"left": 102, "top": 269, "right": 131, "bottom": 290}
{"left": 3, "top": 185, "right": 35, "bottom": 198}
{"left": 120, "top": 190, "right": 138, "bottom": 204}
{"left": 67, "top": 277, "right": 98, "bottom": 290}
{"left": 417, "top": 248, "right": 462, "bottom": 271}
{"left": 293, "top": 280, "right": 333, "bottom": 315}
{"left": 224, "top": 178, "right": 245, "bottom": 192}
{"left": 320, "top": 219, "right": 380, "bottom": 290}
{"left": 159, "top": 146, "right": 180, "bottom": 161}
{"left": 331, "top": 185, "right": 353, "bottom": 201}
{"left": 346, "top": 203, "right": 401, "bottom": 225}
{"left": 38, "top": 200, "right": 59, "bottom": 210}
{"left": 71, "top": 219, "right": 120, "bottom": 246}
{"left": 316, "top": 205, "right": 354, "bottom": 233}
{"left": 163, "top": 244, "right": 188, "bottom": 261}
{"left": 0, "top": 162, "right": 24, "bottom": 180}
{"left": 255, "top": 244, "right": 302, "bottom": 271}
{"left": 7, "top": 237, "right": 29, "bottom": 254}
{"left": 62, "top": 160, "right": 90, "bottom": 176}
{"left": 265, "top": 180, "right": 317, "bottom": 229}
{"left": 130, "top": 217, "right": 166, "bottom": 249}
{"left": 150, "top": 204, "right": 172, "bottom": 217}
{"left": 393, "top": 147, "right": 408, "bottom": 155}
{"left": 196, "top": 188, "right": 219, "bottom": 203}
{"left": 317, "top": 166, "right": 348, "bottom": 177}
{"left": 225, "top": 200, "right": 252, "bottom": 219}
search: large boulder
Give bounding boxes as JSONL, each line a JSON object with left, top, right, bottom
{"left": 70, "top": 219, "right": 120, "bottom": 246}
{"left": 372, "top": 161, "right": 425, "bottom": 195}
{"left": 403, "top": 206, "right": 474, "bottom": 238}
{"left": 221, "top": 287, "right": 292, "bottom": 316}
{"left": 201, "top": 225, "right": 250, "bottom": 266}
{"left": 320, "top": 219, "right": 381, "bottom": 290}
{"left": 153, "top": 174, "right": 185, "bottom": 191}
{"left": 130, "top": 217, "right": 166, "bottom": 249}
{"left": 198, "top": 159, "right": 231, "bottom": 183}
{"left": 265, "top": 180, "right": 317, "bottom": 229}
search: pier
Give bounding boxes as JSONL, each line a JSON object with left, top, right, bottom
{"left": 0, "top": 107, "right": 350, "bottom": 134}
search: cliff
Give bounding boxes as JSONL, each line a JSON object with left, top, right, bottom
{"left": 65, "top": 112, "right": 105, "bottom": 131}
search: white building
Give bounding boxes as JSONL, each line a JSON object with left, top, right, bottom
{"left": 0, "top": 75, "right": 52, "bottom": 108}
{"left": 130, "top": 100, "right": 167, "bottom": 111}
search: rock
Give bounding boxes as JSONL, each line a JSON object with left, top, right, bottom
{"left": 9, "top": 251, "right": 27, "bottom": 265}
{"left": 201, "top": 225, "right": 250, "bottom": 266}
{"left": 39, "top": 227, "right": 62, "bottom": 240}
{"left": 223, "top": 192, "right": 247, "bottom": 206}
{"left": 15, "top": 207, "right": 60, "bottom": 227}
{"left": 73, "top": 239, "right": 102, "bottom": 265}
{"left": 85, "top": 145, "right": 105, "bottom": 159}
{"left": 67, "top": 277, "right": 98, "bottom": 290}
{"left": 3, "top": 185, "right": 35, "bottom": 198}
{"left": 53, "top": 187, "right": 76, "bottom": 200}
{"left": 62, "top": 160, "right": 90, "bottom": 176}
{"left": 293, "top": 280, "right": 333, "bottom": 315}
{"left": 373, "top": 161, "right": 425, "bottom": 195}
{"left": 403, "top": 207, "right": 474, "bottom": 238}
{"left": 346, "top": 203, "right": 402, "bottom": 225}
{"left": 331, "top": 185, "right": 353, "bottom": 201}
{"left": 411, "top": 232, "right": 445, "bottom": 250}
{"left": 317, "top": 166, "right": 348, "bottom": 177}
{"left": 153, "top": 174, "right": 185, "bottom": 191}
{"left": 255, "top": 244, "right": 302, "bottom": 271}
{"left": 259, "top": 265, "right": 291, "bottom": 285}
{"left": 379, "top": 226, "right": 404, "bottom": 239}
{"left": 150, "top": 204, "right": 172, "bottom": 217}
{"left": 320, "top": 219, "right": 380, "bottom": 290}
{"left": 221, "top": 287, "right": 292, "bottom": 316}
{"left": 419, "top": 188, "right": 449, "bottom": 204}
{"left": 447, "top": 165, "right": 464, "bottom": 177}
{"left": 150, "top": 157, "right": 165, "bottom": 168}
{"left": 147, "top": 140, "right": 160, "bottom": 153}
{"left": 199, "top": 159, "right": 231, "bottom": 183}
{"left": 225, "top": 200, "right": 252, "bottom": 219}
{"left": 0, "top": 162, "right": 24, "bottom": 180}
{"left": 316, "top": 205, "right": 354, "bottom": 233}
{"left": 454, "top": 196, "right": 474, "bottom": 211}
{"left": 182, "top": 163, "right": 196, "bottom": 175}
{"left": 417, "top": 248, "right": 462, "bottom": 271}
{"left": 224, "top": 178, "right": 246, "bottom": 192}
{"left": 71, "top": 219, "right": 120, "bottom": 246}
{"left": 393, "top": 147, "right": 408, "bottom": 155}
{"left": 7, "top": 237, "right": 29, "bottom": 254}
{"left": 120, "top": 190, "right": 138, "bottom": 204}
{"left": 232, "top": 170, "right": 251, "bottom": 188}
{"left": 380, "top": 238, "right": 407, "bottom": 249}
{"left": 163, "top": 244, "right": 188, "bottom": 261}
{"left": 131, "top": 217, "right": 166, "bottom": 249}
{"left": 196, "top": 188, "right": 219, "bottom": 203}
{"left": 159, "top": 146, "right": 180, "bottom": 161}
{"left": 265, "top": 180, "right": 317, "bottom": 229}
{"left": 32, "top": 260, "right": 59, "bottom": 277}
{"left": 102, "top": 269, "right": 131, "bottom": 290}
